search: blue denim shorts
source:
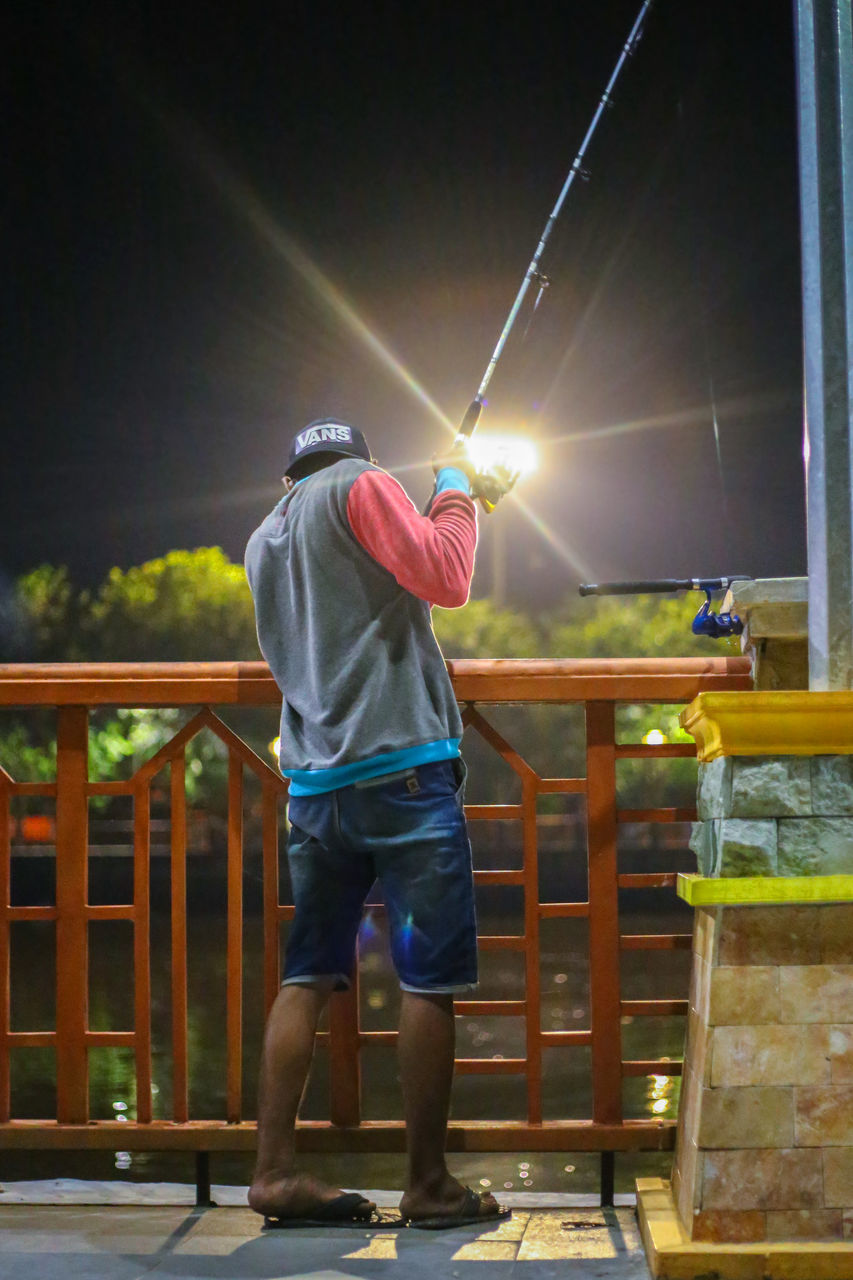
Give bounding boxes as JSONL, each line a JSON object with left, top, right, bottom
{"left": 283, "top": 758, "right": 478, "bottom": 993}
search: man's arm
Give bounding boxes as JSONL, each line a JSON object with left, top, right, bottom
{"left": 346, "top": 469, "right": 477, "bottom": 608}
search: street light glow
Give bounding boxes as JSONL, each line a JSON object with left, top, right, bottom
{"left": 467, "top": 435, "right": 539, "bottom": 480}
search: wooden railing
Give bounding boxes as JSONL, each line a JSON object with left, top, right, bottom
{"left": 0, "top": 658, "right": 751, "bottom": 1188}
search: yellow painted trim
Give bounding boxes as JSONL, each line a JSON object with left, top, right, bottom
{"left": 677, "top": 872, "right": 853, "bottom": 907}
{"left": 679, "top": 690, "right": 853, "bottom": 762}
{"left": 636, "top": 1178, "right": 853, "bottom": 1280}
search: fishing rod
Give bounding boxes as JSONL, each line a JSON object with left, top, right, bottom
{"left": 455, "top": 0, "right": 655, "bottom": 462}
{"left": 579, "top": 576, "right": 754, "bottom": 638}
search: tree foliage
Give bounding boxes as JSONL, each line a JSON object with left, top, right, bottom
{"left": 1, "top": 552, "right": 737, "bottom": 811}
{"left": 1, "top": 564, "right": 78, "bottom": 661}
{"left": 83, "top": 548, "right": 259, "bottom": 661}
{"left": 433, "top": 598, "right": 540, "bottom": 658}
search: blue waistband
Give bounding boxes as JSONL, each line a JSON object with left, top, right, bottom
{"left": 285, "top": 738, "right": 461, "bottom": 796}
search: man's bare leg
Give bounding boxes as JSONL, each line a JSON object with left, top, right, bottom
{"left": 248, "top": 980, "right": 374, "bottom": 1218}
{"left": 397, "top": 990, "right": 500, "bottom": 1221}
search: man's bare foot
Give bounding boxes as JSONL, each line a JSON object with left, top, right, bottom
{"left": 248, "top": 1171, "right": 376, "bottom": 1220}
{"left": 400, "top": 1171, "right": 502, "bottom": 1223}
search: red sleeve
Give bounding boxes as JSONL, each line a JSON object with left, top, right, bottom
{"left": 346, "top": 469, "right": 477, "bottom": 608}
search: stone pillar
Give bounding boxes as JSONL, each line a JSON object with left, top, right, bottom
{"left": 723, "top": 577, "right": 808, "bottom": 692}
{"left": 637, "top": 692, "right": 853, "bottom": 1275}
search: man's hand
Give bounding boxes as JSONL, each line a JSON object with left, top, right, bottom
{"left": 431, "top": 440, "right": 477, "bottom": 482}
{"left": 471, "top": 462, "right": 520, "bottom": 511}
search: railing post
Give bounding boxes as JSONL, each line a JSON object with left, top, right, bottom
{"left": 585, "top": 702, "right": 623, "bottom": 1125}
{"left": 0, "top": 775, "right": 10, "bottom": 1121}
{"left": 522, "top": 774, "right": 542, "bottom": 1124}
{"left": 329, "top": 969, "right": 361, "bottom": 1127}
{"left": 55, "top": 706, "right": 89, "bottom": 1124}
{"left": 170, "top": 751, "right": 189, "bottom": 1124}
{"left": 261, "top": 779, "right": 281, "bottom": 1016}
{"left": 133, "top": 781, "right": 152, "bottom": 1123}
{"left": 226, "top": 755, "right": 244, "bottom": 1123}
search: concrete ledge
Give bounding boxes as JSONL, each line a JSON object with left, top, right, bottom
{"left": 636, "top": 1178, "right": 853, "bottom": 1279}
{"left": 680, "top": 692, "right": 853, "bottom": 762}
{"left": 677, "top": 872, "right": 853, "bottom": 907}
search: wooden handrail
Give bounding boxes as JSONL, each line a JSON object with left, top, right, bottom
{"left": 0, "top": 656, "right": 752, "bottom": 706}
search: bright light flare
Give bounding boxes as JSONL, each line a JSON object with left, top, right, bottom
{"left": 467, "top": 435, "right": 539, "bottom": 479}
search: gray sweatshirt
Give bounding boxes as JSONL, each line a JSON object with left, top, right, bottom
{"left": 245, "top": 457, "right": 476, "bottom": 775}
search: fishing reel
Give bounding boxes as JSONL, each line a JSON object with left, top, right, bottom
{"left": 470, "top": 467, "right": 519, "bottom": 514}
{"left": 691, "top": 589, "right": 744, "bottom": 639}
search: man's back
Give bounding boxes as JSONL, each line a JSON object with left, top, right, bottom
{"left": 245, "top": 456, "right": 465, "bottom": 775}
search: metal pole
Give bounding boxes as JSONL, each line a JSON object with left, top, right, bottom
{"left": 795, "top": 0, "right": 853, "bottom": 689}
{"left": 493, "top": 519, "right": 507, "bottom": 607}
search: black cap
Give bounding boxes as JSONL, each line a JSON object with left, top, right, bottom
{"left": 284, "top": 419, "right": 371, "bottom": 477}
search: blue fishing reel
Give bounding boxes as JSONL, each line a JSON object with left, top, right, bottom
{"left": 691, "top": 587, "right": 744, "bottom": 638}
{"left": 578, "top": 576, "right": 753, "bottom": 639}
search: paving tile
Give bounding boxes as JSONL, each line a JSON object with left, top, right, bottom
{"left": 812, "top": 757, "right": 853, "bottom": 816}
{"left": 340, "top": 1235, "right": 402, "bottom": 1259}
{"left": 690, "top": 1208, "right": 766, "bottom": 1241}
{"left": 709, "top": 965, "right": 780, "bottom": 1025}
{"left": 717, "top": 905, "right": 822, "bottom": 966}
{"left": 780, "top": 965, "right": 853, "bottom": 1023}
{"left": 730, "top": 756, "right": 811, "bottom": 818}
{"left": 447, "top": 1239, "right": 520, "bottom": 1260}
{"left": 676, "top": 1062, "right": 700, "bottom": 1152}
{"left": 717, "top": 817, "right": 778, "bottom": 875}
{"left": 697, "top": 757, "right": 733, "bottom": 820}
{"left": 824, "top": 1148, "right": 853, "bottom": 1207}
{"left": 6, "top": 1203, "right": 662, "bottom": 1280}
{"left": 0, "top": 1260, "right": 149, "bottom": 1280}
{"left": 673, "top": 1132, "right": 701, "bottom": 1221}
{"left": 0, "top": 1205, "right": 194, "bottom": 1254}
{"left": 829, "top": 1026, "right": 853, "bottom": 1082}
{"left": 766, "top": 1208, "right": 844, "bottom": 1240}
{"left": 701, "top": 1148, "right": 823, "bottom": 1210}
{"left": 693, "top": 906, "right": 719, "bottom": 964}
{"left": 820, "top": 904, "right": 853, "bottom": 963}
{"left": 711, "top": 1024, "right": 830, "bottom": 1087}
{"left": 516, "top": 1207, "right": 642, "bottom": 1261}
{"left": 697, "top": 1084, "right": 794, "bottom": 1148}
{"left": 796, "top": 1085, "right": 853, "bottom": 1146}
{"left": 778, "top": 817, "right": 853, "bottom": 875}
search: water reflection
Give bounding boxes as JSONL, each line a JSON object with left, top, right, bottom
{"left": 649, "top": 1073, "right": 675, "bottom": 1116}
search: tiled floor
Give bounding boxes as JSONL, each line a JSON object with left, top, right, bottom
{"left": 0, "top": 1201, "right": 653, "bottom": 1278}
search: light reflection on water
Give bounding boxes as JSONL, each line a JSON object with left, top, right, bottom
{"left": 8, "top": 861, "right": 687, "bottom": 1191}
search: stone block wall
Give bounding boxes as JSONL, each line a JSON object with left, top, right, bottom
{"left": 690, "top": 755, "right": 853, "bottom": 877}
{"left": 672, "top": 903, "right": 853, "bottom": 1242}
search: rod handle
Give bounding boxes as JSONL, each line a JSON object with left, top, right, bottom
{"left": 456, "top": 398, "right": 483, "bottom": 439}
{"left": 579, "top": 579, "right": 692, "bottom": 596}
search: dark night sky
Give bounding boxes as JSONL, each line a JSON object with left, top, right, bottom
{"left": 5, "top": 1, "right": 805, "bottom": 608}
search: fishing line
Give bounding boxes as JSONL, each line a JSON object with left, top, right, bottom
{"left": 676, "top": 83, "right": 734, "bottom": 557}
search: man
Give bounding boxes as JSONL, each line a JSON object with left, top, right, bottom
{"left": 244, "top": 418, "right": 514, "bottom": 1229}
